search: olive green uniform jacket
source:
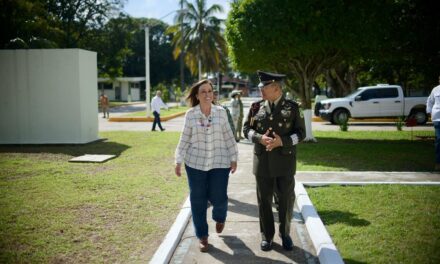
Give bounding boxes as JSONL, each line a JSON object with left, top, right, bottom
{"left": 243, "top": 97, "right": 306, "bottom": 178}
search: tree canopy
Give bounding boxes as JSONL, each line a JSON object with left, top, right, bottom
{"left": 226, "top": 0, "right": 390, "bottom": 108}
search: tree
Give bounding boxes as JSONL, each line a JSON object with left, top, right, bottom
{"left": 0, "top": 0, "right": 124, "bottom": 49}
{"left": 0, "top": 0, "right": 60, "bottom": 48}
{"left": 45, "top": 0, "right": 124, "bottom": 48}
{"left": 226, "top": 0, "right": 390, "bottom": 141}
{"left": 167, "top": 0, "right": 228, "bottom": 79}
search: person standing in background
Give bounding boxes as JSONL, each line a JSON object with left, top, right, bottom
{"left": 151, "top": 90, "right": 168, "bottom": 131}
{"left": 99, "top": 93, "right": 109, "bottom": 118}
{"left": 213, "top": 90, "right": 235, "bottom": 135}
{"left": 237, "top": 92, "right": 244, "bottom": 140}
{"left": 230, "top": 90, "right": 242, "bottom": 142}
{"left": 426, "top": 75, "right": 440, "bottom": 171}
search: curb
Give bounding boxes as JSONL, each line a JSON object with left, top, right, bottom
{"left": 301, "top": 181, "right": 440, "bottom": 186}
{"left": 149, "top": 197, "right": 191, "bottom": 264}
{"left": 109, "top": 111, "right": 186, "bottom": 122}
{"left": 312, "top": 117, "right": 413, "bottom": 122}
{"left": 295, "top": 182, "right": 344, "bottom": 264}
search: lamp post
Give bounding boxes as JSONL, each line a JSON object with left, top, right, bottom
{"left": 145, "top": 26, "right": 151, "bottom": 117}
{"left": 144, "top": 8, "right": 185, "bottom": 117}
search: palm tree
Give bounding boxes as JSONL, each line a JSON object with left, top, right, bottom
{"left": 167, "top": 0, "right": 228, "bottom": 80}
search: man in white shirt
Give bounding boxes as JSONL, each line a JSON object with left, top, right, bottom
{"left": 426, "top": 75, "right": 440, "bottom": 170}
{"left": 151, "top": 90, "right": 168, "bottom": 131}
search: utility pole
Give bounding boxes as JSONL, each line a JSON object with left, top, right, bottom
{"left": 145, "top": 26, "right": 151, "bottom": 117}
{"left": 180, "top": 0, "right": 185, "bottom": 94}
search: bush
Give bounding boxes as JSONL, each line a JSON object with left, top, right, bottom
{"left": 339, "top": 119, "right": 349, "bottom": 131}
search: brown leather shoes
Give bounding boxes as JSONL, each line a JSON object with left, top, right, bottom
{"left": 199, "top": 237, "right": 209, "bottom": 252}
{"left": 216, "top": 222, "right": 225, "bottom": 233}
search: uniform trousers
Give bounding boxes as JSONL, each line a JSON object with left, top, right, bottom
{"left": 185, "top": 165, "right": 230, "bottom": 239}
{"left": 255, "top": 174, "right": 295, "bottom": 241}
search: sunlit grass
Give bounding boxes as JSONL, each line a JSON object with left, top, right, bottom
{"left": 308, "top": 185, "right": 440, "bottom": 264}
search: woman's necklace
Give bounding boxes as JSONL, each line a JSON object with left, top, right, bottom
{"left": 199, "top": 105, "right": 212, "bottom": 130}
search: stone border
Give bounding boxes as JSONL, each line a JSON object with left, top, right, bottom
{"left": 108, "top": 111, "right": 186, "bottom": 122}
{"left": 302, "top": 181, "right": 440, "bottom": 186}
{"left": 149, "top": 197, "right": 191, "bottom": 264}
{"left": 295, "top": 182, "right": 344, "bottom": 264}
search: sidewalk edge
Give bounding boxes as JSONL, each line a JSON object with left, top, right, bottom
{"left": 295, "top": 182, "right": 344, "bottom": 264}
{"left": 149, "top": 197, "right": 191, "bottom": 264}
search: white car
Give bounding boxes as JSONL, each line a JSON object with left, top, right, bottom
{"left": 318, "top": 84, "right": 428, "bottom": 125}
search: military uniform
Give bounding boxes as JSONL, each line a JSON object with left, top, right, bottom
{"left": 243, "top": 77, "right": 305, "bottom": 245}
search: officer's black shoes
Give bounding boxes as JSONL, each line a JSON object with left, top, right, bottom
{"left": 279, "top": 234, "right": 294, "bottom": 250}
{"left": 260, "top": 240, "right": 273, "bottom": 251}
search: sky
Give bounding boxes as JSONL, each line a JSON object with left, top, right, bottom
{"left": 123, "top": 0, "right": 231, "bottom": 25}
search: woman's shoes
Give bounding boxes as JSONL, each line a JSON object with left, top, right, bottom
{"left": 216, "top": 222, "right": 225, "bottom": 233}
{"left": 199, "top": 237, "right": 209, "bottom": 252}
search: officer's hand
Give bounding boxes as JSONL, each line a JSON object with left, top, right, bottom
{"left": 260, "top": 130, "right": 273, "bottom": 146}
{"left": 266, "top": 132, "right": 283, "bottom": 151}
{"left": 230, "top": 161, "right": 237, "bottom": 173}
{"left": 175, "top": 163, "right": 182, "bottom": 177}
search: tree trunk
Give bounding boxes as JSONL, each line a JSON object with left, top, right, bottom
{"left": 198, "top": 58, "right": 202, "bottom": 80}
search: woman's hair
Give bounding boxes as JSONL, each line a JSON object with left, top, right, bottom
{"left": 186, "top": 79, "right": 213, "bottom": 107}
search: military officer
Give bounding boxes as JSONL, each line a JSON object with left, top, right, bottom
{"left": 243, "top": 70, "right": 305, "bottom": 251}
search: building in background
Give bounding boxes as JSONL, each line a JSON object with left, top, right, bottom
{"left": 98, "top": 77, "right": 145, "bottom": 102}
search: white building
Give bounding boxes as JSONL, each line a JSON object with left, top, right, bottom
{"left": 98, "top": 77, "right": 145, "bottom": 102}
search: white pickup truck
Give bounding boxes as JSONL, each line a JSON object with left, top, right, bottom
{"left": 318, "top": 84, "right": 428, "bottom": 125}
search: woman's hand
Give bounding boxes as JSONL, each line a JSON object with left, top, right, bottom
{"left": 175, "top": 163, "right": 182, "bottom": 177}
{"left": 230, "top": 161, "right": 237, "bottom": 174}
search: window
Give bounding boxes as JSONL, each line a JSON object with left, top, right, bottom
{"left": 360, "top": 89, "right": 379, "bottom": 100}
{"left": 130, "top": 82, "right": 140, "bottom": 89}
{"left": 377, "top": 88, "right": 398, "bottom": 98}
{"left": 99, "top": 83, "right": 112, "bottom": 90}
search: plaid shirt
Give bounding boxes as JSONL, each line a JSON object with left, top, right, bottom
{"left": 175, "top": 105, "right": 238, "bottom": 171}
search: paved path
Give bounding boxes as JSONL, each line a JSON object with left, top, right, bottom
{"left": 99, "top": 101, "right": 433, "bottom": 132}
{"left": 169, "top": 142, "right": 320, "bottom": 264}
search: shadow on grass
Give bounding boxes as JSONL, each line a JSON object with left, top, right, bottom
{"left": 343, "top": 259, "right": 367, "bottom": 264}
{"left": 0, "top": 139, "right": 130, "bottom": 157}
{"left": 298, "top": 137, "right": 433, "bottom": 171}
{"left": 317, "top": 210, "right": 370, "bottom": 227}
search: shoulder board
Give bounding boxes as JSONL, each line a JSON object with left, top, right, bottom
{"left": 284, "top": 99, "right": 299, "bottom": 108}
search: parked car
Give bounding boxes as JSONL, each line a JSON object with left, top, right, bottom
{"left": 318, "top": 84, "right": 428, "bottom": 125}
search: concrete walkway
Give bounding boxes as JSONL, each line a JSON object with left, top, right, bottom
{"left": 167, "top": 142, "right": 321, "bottom": 264}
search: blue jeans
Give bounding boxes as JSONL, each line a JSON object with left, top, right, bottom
{"left": 185, "top": 165, "right": 230, "bottom": 239}
{"left": 434, "top": 121, "right": 440, "bottom": 163}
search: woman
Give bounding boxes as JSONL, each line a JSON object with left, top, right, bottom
{"left": 175, "top": 79, "right": 238, "bottom": 252}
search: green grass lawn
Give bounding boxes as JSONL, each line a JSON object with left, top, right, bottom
{"left": 307, "top": 185, "right": 440, "bottom": 264}
{"left": 298, "top": 131, "right": 435, "bottom": 171}
{"left": 123, "top": 106, "right": 188, "bottom": 117}
{"left": 0, "top": 130, "right": 435, "bottom": 263}
{"left": 0, "top": 132, "right": 188, "bottom": 263}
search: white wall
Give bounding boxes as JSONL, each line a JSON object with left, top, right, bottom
{"left": 0, "top": 49, "right": 99, "bottom": 144}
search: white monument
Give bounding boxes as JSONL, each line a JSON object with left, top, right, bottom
{"left": 0, "top": 49, "right": 99, "bottom": 144}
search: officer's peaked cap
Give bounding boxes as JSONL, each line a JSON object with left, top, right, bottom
{"left": 257, "top": 70, "right": 286, "bottom": 87}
